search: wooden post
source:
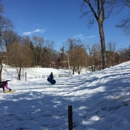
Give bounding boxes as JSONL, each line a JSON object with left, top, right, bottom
{"left": 25, "top": 72, "right": 27, "bottom": 82}
{"left": 68, "top": 105, "right": 73, "bottom": 130}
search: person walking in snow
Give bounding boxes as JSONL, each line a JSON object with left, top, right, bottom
{"left": 0, "top": 80, "right": 12, "bottom": 93}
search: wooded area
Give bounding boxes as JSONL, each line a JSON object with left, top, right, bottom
{"left": 0, "top": 0, "right": 130, "bottom": 81}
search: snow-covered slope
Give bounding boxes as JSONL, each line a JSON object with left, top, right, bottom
{"left": 0, "top": 61, "right": 130, "bottom": 130}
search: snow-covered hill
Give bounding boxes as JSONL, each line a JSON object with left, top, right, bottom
{"left": 0, "top": 61, "right": 130, "bottom": 130}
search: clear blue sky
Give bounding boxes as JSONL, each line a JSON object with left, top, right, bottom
{"left": 2, "top": 0, "right": 130, "bottom": 51}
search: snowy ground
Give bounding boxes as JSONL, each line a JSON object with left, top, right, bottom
{"left": 0, "top": 61, "right": 130, "bottom": 130}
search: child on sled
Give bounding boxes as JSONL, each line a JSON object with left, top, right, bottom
{"left": 0, "top": 80, "right": 12, "bottom": 93}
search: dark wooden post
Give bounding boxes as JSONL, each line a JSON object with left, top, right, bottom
{"left": 25, "top": 72, "right": 27, "bottom": 82}
{"left": 68, "top": 105, "right": 73, "bottom": 130}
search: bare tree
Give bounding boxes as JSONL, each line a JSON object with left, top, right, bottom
{"left": 32, "top": 36, "right": 44, "bottom": 66}
{"left": 7, "top": 42, "right": 33, "bottom": 80}
{"left": 69, "top": 46, "right": 87, "bottom": 74}
{"left": 2, "top": 30, "right": 18, "bottom": 65}
{"left": 85, "top": 43, "right": 102, "bottom": 71}
{"left": 92, "top": 43, "right": 102, "bottom": 70}
{"left": 85, "top": 43, "right": 95, "bottom": 70}
{"left": 64, "top": 38, "right": 87, "bottom": 74}
{"left": 2, "top": 30, "right": 18, "bottom": 47}
{"left": 41, "top": 40, "right": 55, "bottom": 67}
{"left": 116, "top": 0, "right": 130, "bottom": 35}
{"left": 0, "top": 2, "right": 14, "bottom": 81}
{"left": 118, "top": 47, "right": 130, "bottom": 62}
{"left": 81, "top": 0, "right": 118, "bottom": 69}
{"left": 66, "top": 38, "right": 82, "bottom": 51}
{"left": 117, "top": 14, "right": 130, "bottom": 35}
{"left": 106, "top": 42, "right": 116, "bottom": 66}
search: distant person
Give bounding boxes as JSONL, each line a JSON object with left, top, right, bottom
{"left": 49, "top": 72, "right": 54, "bottom": 79}
{"left": 0, "top": 80, "right": 12, "bottom": 93}
{"left": 47, "top": 72, "right": 56, "bottom": 84}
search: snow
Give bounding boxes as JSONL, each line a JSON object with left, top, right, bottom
{"left": 1, "top": 61, "right": 130, "bottom": 130}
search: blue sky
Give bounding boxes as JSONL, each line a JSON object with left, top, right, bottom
{"left": 2, "top": 0, "right": 130, "bottom": 51}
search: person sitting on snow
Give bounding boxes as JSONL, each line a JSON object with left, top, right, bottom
{"left": 47, "top": 72, "right": 54, "bottom": 82}
{"left": 47, "top": 72, "right": 56, "bottom": 84}
{"left": 49, "top": 72, "right": 54, "bottom": 79}
{"left": 0, "top": 80, "right": 12, "bottom": 93}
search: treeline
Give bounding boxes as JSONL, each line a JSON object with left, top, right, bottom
{"left": 1, "top": 16, "right": 130, "bottom": 79}
{"left": 3, "top": 34, "right": 130, "bottom": 73}
{"left": 0, "top": 0, "right": 130, "bottom": 81}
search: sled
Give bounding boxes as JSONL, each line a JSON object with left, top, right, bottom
{"left": 47, "top": 78, "right": 56, "bottom": 84}
{"left": 3, "top": 90, "right": 15, "bottom": 93}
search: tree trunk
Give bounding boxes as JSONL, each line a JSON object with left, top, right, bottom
{"left": 72, "top": 66, "right": 75, "bottom": 75}
{"left": 0, "top": 61, "right": 2, "bottom": 82}
{"left": 18, "top": 67, "right": 21, "bottom": 80}
{"left": 98, "top": 20, "right": 107, "bottom": 69}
